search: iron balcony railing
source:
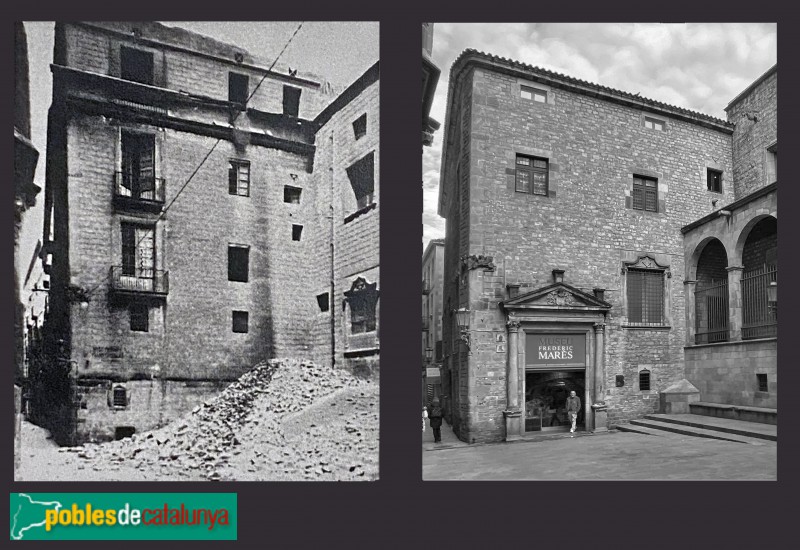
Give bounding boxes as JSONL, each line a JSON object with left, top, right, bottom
{"left": 695, "top": 279, "right": 729, "bottom": 344}
{"left": 742, "top": 263, "right": 777, "bottom": 340}
{"left": 114, "top": 172, "right": 166, "bottom": 204}
{"left": 109, "top": 266, "right": 169, "bottom": 295}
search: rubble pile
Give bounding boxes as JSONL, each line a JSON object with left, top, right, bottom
{"left": 58, "top": 358, "right": 378, "bottom": 481}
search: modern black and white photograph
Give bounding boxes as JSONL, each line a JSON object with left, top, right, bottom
{"left": 14, "top": 21, "right": 380, "bottom": 481}
{"left": 421, "top": 23, "right": 777, "bottom": 480}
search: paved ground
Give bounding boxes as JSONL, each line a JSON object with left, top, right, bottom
{"left": 423, "top": 425, "right": 776, "bottom": 480}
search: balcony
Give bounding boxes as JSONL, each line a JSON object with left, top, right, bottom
{"left": 113, "top": 172, "right": 165, "bottom": 213}
{"left": 109, "top": 266, "right": 169, "bottom": 298}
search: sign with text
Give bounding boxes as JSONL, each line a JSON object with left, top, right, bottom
{"left": 526, "top": 333, "right": 586, "bottom": 367}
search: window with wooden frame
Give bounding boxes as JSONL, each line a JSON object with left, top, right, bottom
{"left": 632, "top": 176, "right": 658, "bottom": 212}
{"left": 644, "top": 116, "right": 665, "bottom": 131}
{"left": 627, "top": 268, "right": 665, "bottom": 326}
{"left": 757, "top": 373, "right": 768, "bottom": 392}
{"left": 515, "top": 154, "right": 548, "bottom": 196}
{"left": 520, "top": 84, "right": 547, "bottom": 103}
{"left": 282, "top": 85, "right": 301, "bottom": 117}
{"left": 228, "top": 160, "right": 250, "bottom": 197}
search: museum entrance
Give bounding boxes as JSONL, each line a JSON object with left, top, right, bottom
{"left": 524, "top": 370, "right": 586, "bottom": 432}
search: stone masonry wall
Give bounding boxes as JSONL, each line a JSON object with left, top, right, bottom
{"left": 314, "top": 77, "right": 380, "bottom": 374}
{"left": 66, "top": 114, "right": 324, "bottom": 382}
{"left": 454, "top": 66, "right": 736, "bottom": 439}
{"left": 61, "top": 23, "right": 333, "bottom": 120}
{"left": 685, "top": 339, "right": 776, "bottom": 408}
{"left": 726, "top": 69, "right": 777, "bottom": 199}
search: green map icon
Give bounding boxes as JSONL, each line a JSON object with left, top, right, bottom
{"left": 10, "top": 493, "right": 63, "bottom": 540}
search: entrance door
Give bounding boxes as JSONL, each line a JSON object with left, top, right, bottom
{"left": 524, "top": 370, "right": 585, "bottom": 432}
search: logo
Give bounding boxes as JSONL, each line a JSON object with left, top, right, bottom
{"left": 10, "top": 493, "right": 237, "bottom": 541}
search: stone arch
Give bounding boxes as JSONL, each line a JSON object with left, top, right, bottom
{"left": 734, "top": 214, "right": 777, "bottom": 268}
{"left": 688, "top": 236, "right": 729, "bottom": 281}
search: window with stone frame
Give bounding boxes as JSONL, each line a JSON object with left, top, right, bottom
{"left": 232, "top": 311, "right": 249, "bottom": 333}
{"left": 228, "top": 72, "right": 249, "bottom": 106}
{"left": 227, "top": 244, "right": 249, "bottom": 282}
{"left": 632, "top": 176, "right": 658, "bottom": 212}
{"left": 639, "top": 369, "right": 651, "bottom": 391}
{"left": 129, "top": 302, "right": 149, "bottom": 332}
{"left": 626, "top": 268, "right": 665, "bottom": 325}
{"left": 352, "top": 114, "right": 367, "bottom": 140}
{"left": 644, "top": 116, "right": 665, "bottom": 131}
{"left": 228, "top": 160, "right": 250, "bottom": 196}
{"left": 515, "top": 154, "right": 548, "bottom": 196}
{"left": 520, "top": 84, "right": 547, "bottom": 103}
{"left": 283, "top": 85, "right": 301, "bottom": 117}
{"left": 707, "top": 169, "right": 723, "bottom": 193}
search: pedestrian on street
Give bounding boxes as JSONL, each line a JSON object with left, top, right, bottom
{"left": 566, "top": 390, "right": 581, "bottom": 433}
{"left": 428, "top": 398, "right": 443, "bottom": 442}
{"left": 422, "top": 405, "right": 428, "bottom": 432}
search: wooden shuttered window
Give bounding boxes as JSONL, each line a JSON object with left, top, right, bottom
{"left": 515, "top": 155, "right": 548, "bottom": 196}
{"left": 632, "top": 176, "right": 657, "bottom": 212}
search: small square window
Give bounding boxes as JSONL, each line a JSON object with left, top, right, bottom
{"left": 228, "top": 245, "right": 249, "bottom": 282}
{"left": 283, "top": 85, "right": 301, "bottom": 117}
{"left": 707, "top": 169, "right": 723, "bottom": 193}
{"left": 353, "top": 114, "right": 367, "bottom": 140}
{"left": 120, "top": 46, "right": 154, "bottom": 85}
{"left": 229, "top": 72, "right": 249, "bottom": 106}
{"left": 520, "top": 85, "right": 547, "bottom": 103}
{"left": 639, "top": 370, "right": 651, "bottom": 391}
{"left": 232, "top": 311, "right": 249, "bottom": 333}
{"left": 515, "top": 154, "right": 548, "bottom": 196}
{"left": 757, "top": 373, "right": 768, "bottom": 392}
{"left": 644, "top": 116, "right": 665, "bottom": 131}
{"left": 284, "top": 185, "right": 302, "bottom": 204}
{"left": 632, "top": 176, "right": 658, "bottom": 212}
{"left": 129, "top": 303, "right": 149, "bottom": 332}
{"left": 317, "top": 292, "right": 330, "bottom": 312}
{"left": 228, "top": 160, "right": 250, "bottom": 196}
{"left": 292, "top": 224, "right": 303, "bottom": 241}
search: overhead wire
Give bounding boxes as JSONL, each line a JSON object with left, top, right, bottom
{"left": 82, "top": 22, "right": 305, "bottom": 298}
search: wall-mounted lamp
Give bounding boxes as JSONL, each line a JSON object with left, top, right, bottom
{"left": 454, "top": 307, "right": 471, "bottom": 352}
{"left": 767, "top": 281, "right": 777, "bottom": 316}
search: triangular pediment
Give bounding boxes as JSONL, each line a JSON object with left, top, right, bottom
{"left": 501, "top": 282, "right": 611, "bottom": 312}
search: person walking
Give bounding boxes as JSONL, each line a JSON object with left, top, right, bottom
{"left": 566, "top": 390, "right": 581, "bottom": 433}
{"left": 422, "top": 405, "right": 428, "bottom": 432}
{"left": 427, "top": 398, "right": 443, "bottom": 443}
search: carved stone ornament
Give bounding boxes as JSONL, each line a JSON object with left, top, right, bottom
{"left": 461, "top": 254, "right": 496, "bottom": 272}
{"left": 544, "top": 288, "right": 578, "bottom": 306}
{"left": 621, "top": 254, "right": 671, "bottom": 278}
{"left": 506, "top": 319, "right": 521, "bottom": 330}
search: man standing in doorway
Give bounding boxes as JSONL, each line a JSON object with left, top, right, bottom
{"left": 566, "top": 390, "right": 581, "bottom": 433}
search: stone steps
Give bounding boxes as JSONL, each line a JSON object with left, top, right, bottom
{"left": 690, "top": 402, "right": 777, "bottom": 425}
{"left": 622, "top": 415, "right": 775, "bottom": 445}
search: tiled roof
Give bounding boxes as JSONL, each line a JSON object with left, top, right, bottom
{"left": 451, "top": 48, "right": 733, "bottom": 129}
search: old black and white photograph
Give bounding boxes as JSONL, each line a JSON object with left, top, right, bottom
{"left": 422, "top": 23, "right": 777, "bottom": 480}
{"left": 14, "top": 21, "right": 380, "bottom": 481}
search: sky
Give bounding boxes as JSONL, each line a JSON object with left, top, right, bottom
{"left": 16, "top": 21, "right": 379, "bottom": 290}
{"left": 422, "top": 23, "right": 778, "bottom": 249}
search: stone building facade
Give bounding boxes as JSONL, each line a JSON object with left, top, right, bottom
{"left": 32, "top": 22, "right": 378, "bottom": 444}
{"left": 437, "top": 50, "right": 776, "bottom": 443}
{"left": 422, "top": 239, "right": 445, "bottom": 402}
